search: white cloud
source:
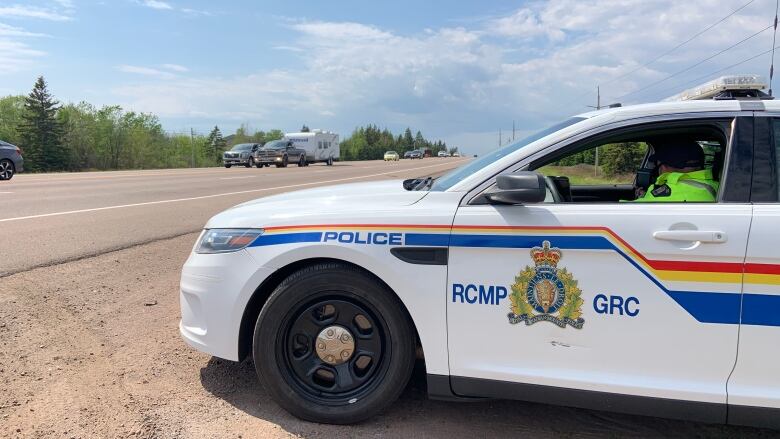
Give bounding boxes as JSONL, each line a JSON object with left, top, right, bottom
{"left": 161, "top": 63, "right": 188, "bottom": 72}
{"left": 111, "top": 0, "right": 778, "bottom": 154}
{"left": 116, "top": 65, "right": 177, "bottom": 79}
{"left": 0, "top": 4, "right": 72, "bottom": 21}
{"left": 0, "top": 23, "right": 48, "bottom": 37}
{"left": 141, "top": 0, "right": 173, "bottom": 11}
{"left": 0, "top": 39, "right": 46, "bottom": 74}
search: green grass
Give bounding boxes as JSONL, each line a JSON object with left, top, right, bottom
{"left": 537, "top": 164, "right": 633, "bottom": 185}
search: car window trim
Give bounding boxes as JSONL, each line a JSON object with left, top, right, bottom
{"left": 460, "top": 112, "right": 751, "bottom": 206}
{"left": 750, "top": 113, "right": 779, "bottom": 202}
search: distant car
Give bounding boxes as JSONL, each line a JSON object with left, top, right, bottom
{"left": 403, "top": 151, "right": 413, "bottom": 159}
{"left": 0, "top": 140, "right": 23, "bottom": 181}
{"left": 384, "top": 151, "right": 400, "bottom": 161}
{"left": 408, "top": 150, "right": 423, "bottom": 159}
{"left": 437, "top": 151, "right": 449, "bottom": 157}
{"left": 224, "top": 143, "right": 260, "bottom": 168}
{"left": 452, "top": 152, "right": 461, "bottom": 157}
{"left": 255, "top": 139, "right": 307, "bottom": 168}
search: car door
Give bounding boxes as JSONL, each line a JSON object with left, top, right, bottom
{"left": 446, "top": 115, "right": 753, "bottom": 422}
{"left": 727, "top": 114, "right": 780, "bottom": 429}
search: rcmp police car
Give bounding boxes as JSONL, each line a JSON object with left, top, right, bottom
{"left": 180, "top": 75, "right": 780, "bottom": 428}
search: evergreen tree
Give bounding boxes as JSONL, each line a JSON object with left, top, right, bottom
{"left": 300, "top": 124, "right": 310, "bottom": 132}
{"left": 414, "top": 130, "right": 425, "bottom": 150}
{"left": 206, "top": 125, "right": 227, "bottom": 163}
{"left": 403, "top": 128, "right": 414, "bottom": 151}
{"left": 18, "top": 76, "right": 66, "bottom": 171}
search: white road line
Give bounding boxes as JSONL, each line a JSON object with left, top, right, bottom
{"left": 0, "top": 161, "right": 459, "bottom": 223}
{"left": 0, "top": 191, "right": 13, "bottom": 194}
{"left": 219, "top": 176, "right": 257, "bottom": 180}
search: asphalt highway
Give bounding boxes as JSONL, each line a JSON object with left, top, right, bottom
{"left": 0, "top": 158, "right": 467, "bottom": 276}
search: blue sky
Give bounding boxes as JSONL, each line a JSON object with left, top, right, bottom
{"left": 1, "top": 0, "right": 778, "bottom": 154}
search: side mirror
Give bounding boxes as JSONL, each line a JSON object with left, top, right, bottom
{"left": 485, "top": 172, "right": 546, "bottom": 205}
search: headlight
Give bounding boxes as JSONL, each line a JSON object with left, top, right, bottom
{"left": 195, "top": 229, "right": 264, "bottom": 254}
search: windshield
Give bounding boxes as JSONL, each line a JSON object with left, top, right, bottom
{"left": 386, "top": 151, "right": 397, "bottom": 154}
{"left": 430, "top": 117, "right": 586, "bottom": 191}
{"left": 230, "top": 143, "right": 253, "bottom": 151}
{"left": 265, "top": 140, "right": 288, "bottom": 149}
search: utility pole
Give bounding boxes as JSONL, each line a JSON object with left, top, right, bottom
{"left": 594, "top": 86, "right": 600, "bottom": 176}
{"left": 512, "top": 120, "right": 516, "bottom": 141}
{"left": 190, "top": 128, "right": 195, "bottom": 168}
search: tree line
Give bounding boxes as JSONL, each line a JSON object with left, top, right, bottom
{"left": 340, "top": 125, "right": 455, "bottom": 161}
{"left": 0, "top": 77, "right": 460, "bottom": 172}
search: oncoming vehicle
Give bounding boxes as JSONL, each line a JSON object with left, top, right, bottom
{"left": 437, "top": 151, "right": 449, "bottom": 157}
{"left": 452, "top": 152, "right": 461, "bottom": 157}
{"left": 0, "top": 140, "right": 22, "bottom": 180}
{"left": 180, "top": 75, "right": 780, "bottom": 428}
{"left": 408, "top": 150, "right": 423, "bottom": 159}
{"left": 403, "top": 150, "right": 414, "bottom": 159}
{"left": 284, "top": 130, "right": 339, "bottom": 166}
{"left": 255, "top": 139, "right": 307, "bottom": 168}
{"left": 224, "top": 143, "right": 259, "bottom": 168}
{"left": 384, "top": 151, "right": 400, "bottom": 161}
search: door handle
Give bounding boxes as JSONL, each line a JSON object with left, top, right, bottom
{"left": 653, "top": 230, "right": 727, "bottom": 243}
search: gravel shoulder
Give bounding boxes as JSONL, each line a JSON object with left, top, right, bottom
{"left": 0, "top": 234, "right": 774, "bottom": 438}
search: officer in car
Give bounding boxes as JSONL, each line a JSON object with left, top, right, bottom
{"left": 635, "top": 140, "right": 719, "bottom": 202}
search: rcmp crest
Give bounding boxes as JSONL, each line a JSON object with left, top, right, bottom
{"left": 508, "top": 241, "right": 585, "bottom": 329}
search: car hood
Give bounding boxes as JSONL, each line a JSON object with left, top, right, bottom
{"left": 205, "top": 180, "right": 428, "bottom": 228}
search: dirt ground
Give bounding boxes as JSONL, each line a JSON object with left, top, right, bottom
{"left": 0, "top": 234, "right": 775, "bottom": 438}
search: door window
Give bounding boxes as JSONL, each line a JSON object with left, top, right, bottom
{"left": 529, "top": 123, "right": 729, "bottom": 203}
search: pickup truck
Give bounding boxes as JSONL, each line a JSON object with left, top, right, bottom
{"left": 254, "top": 140, "right": 307, "bottom": 168}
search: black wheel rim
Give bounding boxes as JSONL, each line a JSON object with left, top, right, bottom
{"left": 0, "top": 161, "right": 12, "bottom": 179}
{"left": 278, "top": 295, "right": 387, "bottom": 404}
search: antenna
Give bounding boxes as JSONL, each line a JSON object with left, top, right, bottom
{"left": 771, "top": 0, "right": 779, "bottom": 96}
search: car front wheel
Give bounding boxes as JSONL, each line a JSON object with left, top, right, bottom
{"left": 0, "top": 159, "right": 14, "bottom": 180}
{"left": 253, "top": 263, "right": 415, "bottom": 424}
{"left": 224, "top": 164, "right": 232, "bottom": 168}
{"left": 246, "top": 157, "right": 254, "bottom": 168}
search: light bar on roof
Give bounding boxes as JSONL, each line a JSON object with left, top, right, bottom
{"left": 665, "top": 74, "right": 767, "bottom": 101}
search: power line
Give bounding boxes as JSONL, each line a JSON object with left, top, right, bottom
{"left": 560, "top": 0, "right": 757, "bottom": 110}
{"left": 668, "top": 44, "right": 780, "bottom": 94}
{"left": 610, "top": 23, "right": 773, "bottom": 102}
{"left": 599, "top": 0, "right": 757, "bottom": 88}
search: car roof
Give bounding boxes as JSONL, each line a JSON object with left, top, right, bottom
{"left": 447, "top": 98, "right": 773, "bottom": 192}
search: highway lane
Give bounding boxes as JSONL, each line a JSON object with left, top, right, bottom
{"left": 0, "top": 158, "right": 466, "bottom": 276}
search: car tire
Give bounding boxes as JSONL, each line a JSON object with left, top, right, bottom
{"left": 327, "top": 157, "right": 333, "bottom": 166}
{"left": 224, "top": 164, "right": 232, "bottom": 168}
{"left": 256, "top": 161, "right": 263, "bottom": 168}
{"left": 253, "top": 263, "right": 415, "bottom": 424}
{"left": 298, "top": 155, "right": 305, "bottom": 167}
{"left": 282, "top": 155, "right": 288, "bottom": 168}
{"left": 246, "top": 158, "right": 254, "bottom": 168}
{"left": 0, "top": 159, "right": 14, "bottom": 180}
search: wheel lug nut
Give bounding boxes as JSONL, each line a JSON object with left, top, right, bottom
{"left": 317, "top": 342, "right": 325, "bottom": 350}
{"left": 340, "top": 334, "right": 350, "bottom": 343}
{"left": 326, "top": 355, "right": 334, "bottom": 363}
{"left": 341, "top": 350, "right": 350, "bottom": 358}
{"left": 327, "top": 329, "right": 334, "bottom": 336}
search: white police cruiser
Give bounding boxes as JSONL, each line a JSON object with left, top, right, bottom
{"left": 180, "top": 75, "right": 780, "bottom": 428}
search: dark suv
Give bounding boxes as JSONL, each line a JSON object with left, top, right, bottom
{"left": 0, "top": 140, "right": 23, "bottom": 180}
{"left": 254, "top": 140, "right": 307, "bottom": 168}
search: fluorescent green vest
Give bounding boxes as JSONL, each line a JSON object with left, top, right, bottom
{"left": 635, "top": 169, "right": 719, "bottom": 202}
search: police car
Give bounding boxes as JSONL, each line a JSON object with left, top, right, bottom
{"left": 180, "top": 75, "right": 780, "bottom": 428}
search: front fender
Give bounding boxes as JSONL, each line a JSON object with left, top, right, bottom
{"left": 244, "top": 242, "right": 450, "bottom": 376}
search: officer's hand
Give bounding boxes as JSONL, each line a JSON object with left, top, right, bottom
{"left": 635, "top": 187, "right": 646, "bottom": 199}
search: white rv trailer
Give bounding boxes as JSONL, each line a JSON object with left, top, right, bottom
{"left": 283, "top": 130, "right": 339, "bottom": 165}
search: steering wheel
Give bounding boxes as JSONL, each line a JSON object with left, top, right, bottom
{"left": 543, "top": 176, "right": 563, "bottom": 203}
